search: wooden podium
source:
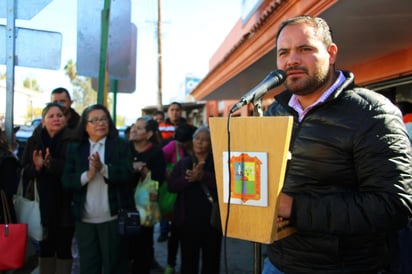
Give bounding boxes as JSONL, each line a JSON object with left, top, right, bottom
{"left": 209, "top": 116, "right": 295, "bottom": 244}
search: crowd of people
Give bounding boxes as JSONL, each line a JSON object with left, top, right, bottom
{"left": 1, "top": 14, "right": 412, "bottom": 274}
{"left": 0, "top": 89, "right": 221, "bottom": 274}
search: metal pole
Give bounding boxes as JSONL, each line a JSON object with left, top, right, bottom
{"left": 5, "top": 0, "right": 16, "bottom": 145}
{"left": 111, "top": 80, "right": 118, "bottom": 125}
{"left": 253, "top": 98, "right": 264, "bottom": 273}
{"left": 98, "top": 0, "right": 111, "bottom": 105}
{"left": 157, "top": 0, "right": 163, "bottom": 110}
{"left": 253, "top": 242, "right": 262, "bottom": 273}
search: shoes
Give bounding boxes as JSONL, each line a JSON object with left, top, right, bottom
{"left": 164, "top": 265, "right": 175, "bottom": 274}
{"left": 157, "top": 232, "right": 169, "bottom": 242}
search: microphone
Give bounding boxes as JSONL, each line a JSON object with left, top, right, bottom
{"left": 230, "top": 69, "right": 286, "bottom": 113}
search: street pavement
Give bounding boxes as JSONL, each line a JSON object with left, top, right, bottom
{"left": 151, "top": 223, "right": 259, "bottom": 274}
{"left": 14, "top": 223, "right": 262, "bottom": 274}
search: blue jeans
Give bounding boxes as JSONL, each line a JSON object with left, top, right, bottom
{"left": 262, "top": 258, "right": 284, "bottom": 274}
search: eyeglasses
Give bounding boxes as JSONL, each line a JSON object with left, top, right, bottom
{"left": 87, "top": 117, "right": 109, "bottom": 124}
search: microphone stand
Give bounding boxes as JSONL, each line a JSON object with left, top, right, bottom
{"left": 252, "top": 97, "right": 264, "bottom": 117}
{"left": 252, "top": 97, "right": 263, "bottom": 274}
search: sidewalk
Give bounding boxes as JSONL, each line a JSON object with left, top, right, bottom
{"left": 151, "top": 223, "right": 258, "bottom": 274}
{"left": 14, "top": 223, "right": 259, "bottom": 274}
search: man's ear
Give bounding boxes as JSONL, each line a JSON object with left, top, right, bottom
{"left": 328, "top": 43, "right": 338, "bottom": 65}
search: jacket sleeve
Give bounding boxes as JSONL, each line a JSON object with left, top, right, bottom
{"left": 162, "top": 141, "right": 174, "bottom": 163}
{"left": 61, "top": 143, "right": 85, "bottom": 190}
{"left": 106, "top": 138, "right": 134, "bottom": 185}
{"left": 290, "top": 105, "right": 412, "bottom": 235}
{"left": 20, "top": 137, "right": 41, "bottom": 181}
{"left": 150, "top": 148, "right": 167, "bottom": 183}
{"left": 168, "top": 158, "right": 191, "bottom": 193}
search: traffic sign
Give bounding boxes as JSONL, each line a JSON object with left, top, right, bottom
{"left": 92, "top": 23, "right": 137, "bottom": 93}
{"left": 77, "top": 0, "right": 132, "bottom": 80}
{"left": 0, "top": 0, "right": 53, "bottom": 20}
{"left": 0, "top": 25, "right": 62, "bottom": 69}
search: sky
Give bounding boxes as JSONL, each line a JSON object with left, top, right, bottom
{"left": 0, "top": 0, "right": 241, "bottom": 124}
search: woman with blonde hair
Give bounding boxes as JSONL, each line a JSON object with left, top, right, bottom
{"left": 20, "top": 102, "right": 74, "bottom": 274}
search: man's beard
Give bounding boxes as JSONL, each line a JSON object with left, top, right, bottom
{"left": 285, "top": 66, "right": 331, "bottom": 96}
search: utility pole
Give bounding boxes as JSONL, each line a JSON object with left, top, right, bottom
{"left": 157, "top": 0, "right": 163, "bottom": 110}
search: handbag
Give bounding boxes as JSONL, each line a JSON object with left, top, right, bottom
{"left": 0, "top": 190, "right": 28, "bottom": 270}
{"left": 14, "top": 170, "right": 45, "bottom": 241}
{"left": 201, "top": 183, "right": 222, "bottom": 233}
{"left": 158, "top": 181, "right": 177, "bottom": 217}
{"left": 135, "top": 171, "right": 161, "bottom": 227}
{"left": 117, "top": 208, "right": 141, "bottom": 236}
{"left": 116, "top": 185, "right": 141, "bottom": 237}
{"left": 158, "top": 143, "right": 180, "bottom": 216}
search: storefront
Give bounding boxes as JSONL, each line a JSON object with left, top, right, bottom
{"left": 190, "top": 0, "right": 412, "bottom": 116}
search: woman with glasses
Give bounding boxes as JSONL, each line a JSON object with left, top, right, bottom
{"left": 20, "top": 102, "right": 74, "bottom": 274}
{"left": 128, "top": 116, "right": 166, "bottom": 274}
{"left": 62, "top": 104, "right": 134, "bottom": 274}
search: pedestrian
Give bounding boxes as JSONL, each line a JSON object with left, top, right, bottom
{"left": 11, "top": 126, "right": 24, "bottom": 160}
{"left": 62, "top": 104, "right": 134, "bottom": 274}
{"left": 20, "top": 102, "right": 75, "bottom": 274}
{"left": 0, "top": 128, "right": 20, "bottom": 274}
{"left": 159, "top": 102, "right": 188, "bottom": 145}
{"left": 162, "top": 123, "right": 197, "bottom": 274}
{"left": 28, "top": 87, "right": 80, "bottom": 274}
{"left": 394, "top": 101, "right": 412, "bottom": 274}
{"left": 50, "top": 87, "right": 80, "bottom": 129}
{"left": 168, "top": 126, "right": 222, "bottom": 274}
{"left": 128, "top": 116, "right": 166, "bottom": 274}
{"left": 262, "top": 15, "right": 412, "bottom": 273}
{"left": 0, "top": 128, "right": 19, "bottom": 224}
{"left": 156, "top": 103, "right": 188, "bottom": 243}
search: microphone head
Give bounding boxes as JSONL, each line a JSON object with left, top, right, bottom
{"left": 230, "top": 69, "right": 286, "bottom": 114}
{"left": 269, "top": 69, "right": 286, "bottom": 82}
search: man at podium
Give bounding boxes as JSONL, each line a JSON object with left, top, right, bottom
{"left": 263, "top": 15, "right": 412, "bottom": 273}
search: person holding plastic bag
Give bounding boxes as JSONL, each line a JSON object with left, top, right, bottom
{"left": 128, "top": 116, "right": 166, "bottom": 274}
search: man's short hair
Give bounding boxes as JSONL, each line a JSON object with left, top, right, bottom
{"left": 168, "top": 101, "right": 183, "bottom": 110}
{"left": 51, "top": 87, "right": 72, "bottom": 101}
{"left": 276, "top": 15, "right": 334, "bottom": 48}
{"left": 153, "top": 110, "right": 165, "bottom": 118}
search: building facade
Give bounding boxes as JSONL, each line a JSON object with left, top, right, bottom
{"left": 190, "top": 0, "right": 412, "bottom": 116}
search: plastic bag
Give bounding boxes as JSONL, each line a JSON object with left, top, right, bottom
{"left": 134, "top": 171, "right": 161, "bottom": 226}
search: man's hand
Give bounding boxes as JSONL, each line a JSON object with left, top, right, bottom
{"left": 277, "top": 193, "right": 293, "bottom": 221}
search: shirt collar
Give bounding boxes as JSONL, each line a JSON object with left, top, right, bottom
{"left": 89, "top": 136, "right": 107, "bottom": 147}
{"left": 288, "top": 70, "right": 346, "bottom": 111}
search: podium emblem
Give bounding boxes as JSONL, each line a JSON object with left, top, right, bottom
{"left": 223, "top": 152, "right": 268, "bottom": 207}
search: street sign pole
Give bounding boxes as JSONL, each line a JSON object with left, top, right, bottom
{"left": 5, "top": 0, "right": 16, "bottom": 145}
{"left": 111, "top": 80, "right": 118, "bottom": 124}
{"left": 97, "top": 0, "right": 111, "bottom": 105}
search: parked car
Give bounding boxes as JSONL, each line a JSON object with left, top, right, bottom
{"left": 15, "top": 118, "right": 41, "bottom": 144}
{"left": 117, "top": 126, "right": 129, "bottom": 140}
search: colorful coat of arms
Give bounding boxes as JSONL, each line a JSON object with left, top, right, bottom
{"left": 230, "top": 153, "right": 262, "bottom": 203}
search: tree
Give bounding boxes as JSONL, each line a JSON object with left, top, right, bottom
{"left": 63, "top": 60, "right": 125, "bottom": 125}
{"left": 64, "top": 59, "right": 98, "bottom": 114}
{"left": 23, "top": 78, "right": 41, "bottom": 91}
